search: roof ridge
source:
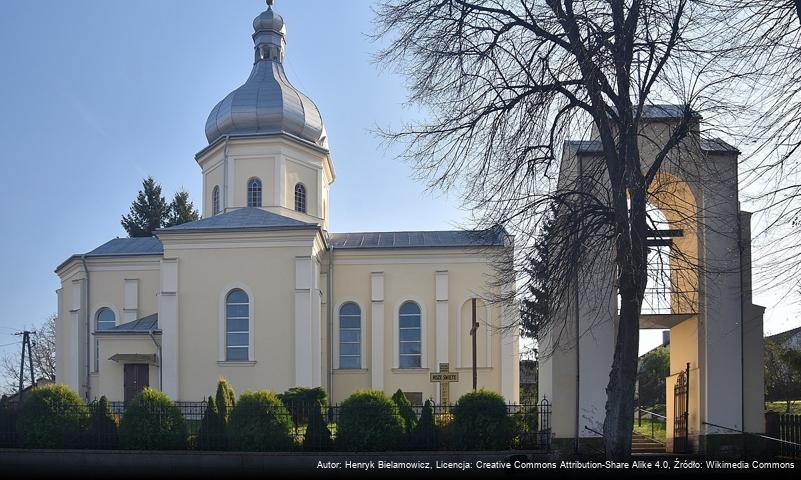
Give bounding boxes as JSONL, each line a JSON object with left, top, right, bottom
{"left": 157, "top": 207, "right": 316, "bottom": 232}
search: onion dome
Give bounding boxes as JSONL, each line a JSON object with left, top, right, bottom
{"left": 205, "top": 1, "right": 327, "bottom": 148}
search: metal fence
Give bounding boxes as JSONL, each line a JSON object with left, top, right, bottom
{"left": 0, "top": 398, "right": 551, "bottom": 452}
{"left": 766, "top": 413, "right": 801, "bottom": 459}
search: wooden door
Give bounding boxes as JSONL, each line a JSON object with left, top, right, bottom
{"left": 123, "top": 364, "right": 149, "bottom": 403}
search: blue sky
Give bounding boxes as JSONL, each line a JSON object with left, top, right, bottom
{"left": 0, "top": 0, "right": 797, "bottom": 368}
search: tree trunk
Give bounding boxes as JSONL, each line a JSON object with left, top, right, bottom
{"left": 603, "top": 272, "right": 642, "bottom": 459}
{"left": 603, "top": 188, "right": 648, "bottom": 459}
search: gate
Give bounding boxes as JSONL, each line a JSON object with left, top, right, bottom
{"left": 673, "top": 362, "right": 690, "bottom": 453}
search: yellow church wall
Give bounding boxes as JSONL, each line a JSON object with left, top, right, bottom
{"left": 55, "top": 256, "right": 161, "bottom": 399}
{"left": 327, "top": 248, "right": 512, "bottom": 403}
{"left": 331, "top": 370, "right": 371, "bottom": 401}
{"left": 159, "top": 229, "right": 322, "bottom": 400}
{"left": 55, "top": 231, "right": 514, "bottom": 405}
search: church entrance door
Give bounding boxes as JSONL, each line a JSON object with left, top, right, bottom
{"left": 124, "top": 363, "right": 149, "bottom": 403}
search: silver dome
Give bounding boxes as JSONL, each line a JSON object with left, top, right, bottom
{"left": 204, "top": 3, "right": 326, "bottom": 148}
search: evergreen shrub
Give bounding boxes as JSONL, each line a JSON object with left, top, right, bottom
{"left": 119, "top": 388, "right": 187, "bottom": 450}
{"left": 336, "top": 390, "right": 403, "bottom": 452}
{"left": 16, "top": 384, "right": 89, "bottom": 449}
{"left": 450, "top": 389, "right": 512, "bottom": 450}
{"left": 227, "top": 390, "right": 293, "bottom": 452}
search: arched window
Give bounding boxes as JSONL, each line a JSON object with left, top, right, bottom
{"left": 247, "top": 178, "right": 262, "bottom": 207}
{"left": 399, "top": 301, "right": 422, "bottom": 368}
{"left": 225, "top": 289, "right": 249, "bottom": 361}
{"left": 212, "top": 185, "right": 220, "bottom": 215}
{"left": 339, "top": 303, "right": 361, "bottom": 369}
{"left": 294, "top": 183, "right": 306, "bottom": 213}
{"left": 95, "top": 308, "right": 116, "bottom": 371}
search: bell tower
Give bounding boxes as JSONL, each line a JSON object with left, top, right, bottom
{"left": 197, "top": 0, "right": 335, "bottom": 229}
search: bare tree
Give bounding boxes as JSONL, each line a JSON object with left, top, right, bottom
{"left": 698, "top": 1, "right": 801, "bottom": 298}
{"left": 1, "top": 314, "right": 56, "bottom": 395}
{"left": 373, "top": 0, "right": 741, "bottom": 458}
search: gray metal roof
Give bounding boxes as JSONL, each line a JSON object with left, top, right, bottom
{"left": 329, "top": 228, "right": 507, "bottom": 250}
{"left": 86, "top": 237, "right": 164, "bottom": 257}
{"left": 96, "top": 314, "right": 159, "bottom": 335}
{"left": 157, "top": 207, "right": 317, "bottom": 232}
{"left": 638, "top": 104, "right": 701, "bottom": 120}
{"left": 700, "top": 137, "right": 739, "bottom": 153}
{"left": 565, "top": 140, "right": 603, "bottom": 153}
{"left": 205, "top": 3, "right": 327, "bottom": 148}
{"left": 565, "top": 137, "right": 738, "bottom": 154}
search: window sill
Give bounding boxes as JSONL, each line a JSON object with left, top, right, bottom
{"left": 333, "top": 368, "right": 369, "bottom": 374}
{"left": 216, "top": 360, "right": 257, "bottom": 367}
{"left": 391, "top": 368, "right": 430, "bottom": 374}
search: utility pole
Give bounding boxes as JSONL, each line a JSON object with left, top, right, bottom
{"left": 469, "top": 298, "right": 479, "bottom": 391}
{"left": 14, "top": 330, "right": 36, "bottom": 396}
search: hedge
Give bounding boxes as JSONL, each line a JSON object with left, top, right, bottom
{"left": 119, "top": 388, "right": 187, "bottom": 450}
{"left": 16, "top": 384, "right": 90, "bottom": 449}
{"left": 278, "top": 386, "right": 327, "bottom": 425}
{"left": 450, "top": 389, "right": 512, "bottom": 450}
{"left": 336, "top": 390, "right": 404, "bottom": 451}
{"left": 227, "top": 390, "right": 293, "bottom": 452}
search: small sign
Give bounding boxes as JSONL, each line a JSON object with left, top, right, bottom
{"left": 430, "top": 372, "right": 459, "bottom": 382}
{"left": 430, "top": 363, "right": 459, "bottom": 407}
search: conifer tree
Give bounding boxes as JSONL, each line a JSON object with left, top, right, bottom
{"left": 411, "top": 399, "right": 436, "bottom": 450}
{"left": 197, "top": 396, "right": 224, "bottom": 450}
{"left": 391, "top": 389, "right": 418, "bottom": 434}
{"left": 165, "top": 190, "right": 200, "bottom": 227}
{"left": 302, "top": 403, "right": 332, "bottom": 452}
{"left": 519, "top": 206, "right": 556, "bottom": 341}
{"left": 120, "top": 177, "right": 168, "bottom": 237}
{"left": 215, "top": 378, "right": 236, "bottom": 424}
{"left": 88, "top": 395, "right": 118, "bottom": 448}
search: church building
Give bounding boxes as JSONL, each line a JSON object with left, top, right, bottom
{"left": 54, "top": 2, "right": 519, "bottom": 405}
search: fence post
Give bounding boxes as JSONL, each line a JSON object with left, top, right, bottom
{"left": 765, "top": 412, "right": 779, "bottom": 458}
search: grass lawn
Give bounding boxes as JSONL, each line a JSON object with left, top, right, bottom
{"left": 765, "top": 400, "right": 801, "bottom": 414}
{"left": 633, "top": 417, "right": 666, "bottom": 443}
